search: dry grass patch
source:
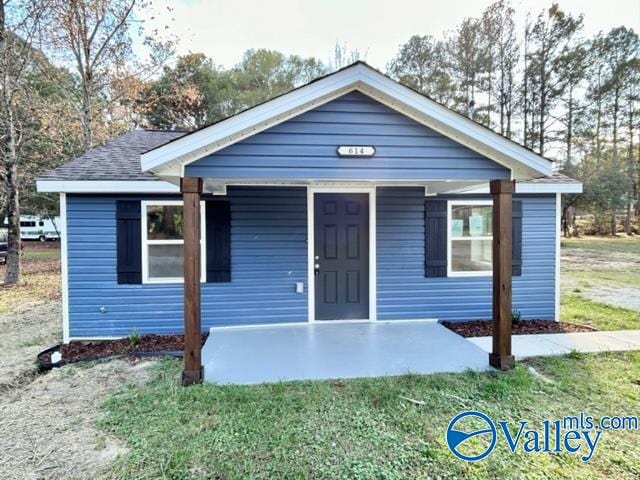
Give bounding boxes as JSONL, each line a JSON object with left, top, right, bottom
{"left": 0, "top": 242, "right": 61, "bottom": 315}
{"left": 0, "top": 359, "right": 154, "bottom": 480}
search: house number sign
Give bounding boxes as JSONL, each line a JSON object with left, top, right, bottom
{"left": 337, "top": 145, "right": 376, "bottom": 157}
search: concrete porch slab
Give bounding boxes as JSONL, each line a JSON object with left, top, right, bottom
{"left": 202, "top": 321, "right": 490, "bottom": 385}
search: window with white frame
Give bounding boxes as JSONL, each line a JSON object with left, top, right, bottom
{"left": 141, "top": 200, "right": 206, "bottom": 283}
{"left": 448, "top": 200, "right": 493, "bottom": 276}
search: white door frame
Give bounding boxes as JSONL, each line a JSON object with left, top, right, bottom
{"left": 307, "top": 186, "right": 377, "bottom": 323}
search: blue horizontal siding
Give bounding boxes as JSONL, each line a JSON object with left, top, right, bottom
{"left": 66, "top": 187, "right": 308, "bottom": 337}
{"left": 185, "top": 91, "right": 509, "bottom": 181}
{"left": 66, "top": 186, "right": 556, "bottom": 337}
{"left": 377, "top": 188, "right": 556, "bottom": 321}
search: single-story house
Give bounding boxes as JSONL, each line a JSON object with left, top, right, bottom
{"left": 37, "top": 62, "right": 581, "bottom": 383}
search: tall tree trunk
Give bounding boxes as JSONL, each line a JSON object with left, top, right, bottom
{"left": 627, "top": 90, "right": 637, "bottom": 229}
{"left": 625, "top": 202, "right": 632, "bottom": 236}
{"left": 566, "top": 86, "right": 573, "bottom": 164}
{"left": 0, "top": 0, "right": 21, "bottom": 284}
{"left": 3, "top": 108, "right": 21, "bottom": 284}
{"left": 595, "top": 71, "right": 603, "bottom": 164}
{"left": 612, "top": 86, "right": 620, "bottom": 163}
{"left": 538, "top": 64, "right": 546, "bottom": 155}
{"left": 81, "top": 80, "right": 93, "bottom": 151}
{"left": 610, "top": 208, "right": 617, "bottom": 236}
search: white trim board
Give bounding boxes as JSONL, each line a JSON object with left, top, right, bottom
{"left": 37, "top": 178, "right": 582, "bottom": 195}
{"left": 37, "top": 180, "right": 179, "bottom": 193}
{"left": 59, "top": 193, "right": 70, "bottom": 344}
{"left": 142, "top": 63, "right": 554, "bottom": 179}
{"left": 555, "top": 193, "right": 561, "bottom": 322}
{"left": 307, "top": 186, "right": 377, "bottom": 323}
{"left": 460, "top": 182, "right": 583, "bottom": 194}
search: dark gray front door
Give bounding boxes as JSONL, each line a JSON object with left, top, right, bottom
{"left": 314, "top": 193, "right": 369, "bottom": 320}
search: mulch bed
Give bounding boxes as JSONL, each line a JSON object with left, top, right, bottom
{"left": 442, "top": 320, "right": 597, "bottom": 338}
{"left": 39, "top": 333, "right": 208, "bottom": 365}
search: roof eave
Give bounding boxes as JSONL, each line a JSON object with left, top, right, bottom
{"left": 36, "top": 179, "right": 180, "bottom": 193}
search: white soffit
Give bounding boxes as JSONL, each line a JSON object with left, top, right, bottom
{"left": 36, "top": 180, "right": 180, "bottom": 193}
{"left": 460, "top": 182, "right": 583, "bottom": 194}
{"left": 141, "top": 63, "right": 554, "bottom": 178}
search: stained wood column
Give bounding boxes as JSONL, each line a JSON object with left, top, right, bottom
{"left": 181, "top": 177, "right": 203, "bottom": 385}
{"left": 489, "top": 179, "right": 515, "bottom": 370}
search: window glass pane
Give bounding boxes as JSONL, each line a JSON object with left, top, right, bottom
{"left": 451, "top": 205, "right": 492, "bottom": 237}
{"left": 451, "top": 239, "right": 492, "bottom": 272}
{"left": 148, "top": 244, "right": 183, "bottom": 278}
{"left": 147, "top": 205, "right": 183, "bottom": 240}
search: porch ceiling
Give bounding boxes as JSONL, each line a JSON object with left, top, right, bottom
{"left": 195, "top": 178, "right": 490, "bottom": 196}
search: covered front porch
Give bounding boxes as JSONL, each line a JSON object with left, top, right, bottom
{"left": 138, "top": 63, "right": 566, "bottom": 385}
{"left": 202, "top": 320, "right": 489, "bottom": 385}
{"left": 177, "top": 179, "right": 517, "bottom": 385}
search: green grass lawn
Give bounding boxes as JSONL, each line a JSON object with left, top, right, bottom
{"left": 561, "top": 235, "right": 640, "bottom": 256}
{"left": 101, "top": 353, "right": 640, "bottom": 480}
{"left": 560, "top": 235, "right": 640, "bottom": 330}
{"left": 562, "top": 295, "right": 640, "bottom": 330}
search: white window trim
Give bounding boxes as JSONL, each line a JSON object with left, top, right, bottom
{"left": 141, "top": 200, "right": 207, "bottom": 284}
{"left": 447, "top": 200, "right": 493, "bottom": 278}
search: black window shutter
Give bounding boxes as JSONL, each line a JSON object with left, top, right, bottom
{"left": 206, "top": 201, "right": 231, "bottom": 282}
{"left": 116, "top": 201, "right": 142, "bottom": 284}
{"left": 512, "top": 200, "right": 523, "bottom": 276}
{"left": 425, "top": 199, "right": 447, "bottom": 277}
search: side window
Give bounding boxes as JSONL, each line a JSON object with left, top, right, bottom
{"left": 141, "top": 201, "right": 206, "bottom": 283}
{"left": 39, "top": 221, "right": 44, "bottom": 227}
{"left": 448, "top": 202, "right": 493, "bottom": 276}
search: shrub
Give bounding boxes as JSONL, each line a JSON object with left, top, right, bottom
{"left": 128, "top": 329, "right": 141, "bottom": 348}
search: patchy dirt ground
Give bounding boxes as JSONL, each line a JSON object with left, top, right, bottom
{"left": 574, "top": 284, "right": 640, "bottom": 311}
{"left": 0, "top": 359, "right": 153, "bottom": 480}
{"left": 0, "top": 243, "right": 157, "bottom": 480}
{"left": 0, "top": 301, "right": 61, "bottom": 391}
{"left": 561, "top": 236, "right": 640, "bottom": 311}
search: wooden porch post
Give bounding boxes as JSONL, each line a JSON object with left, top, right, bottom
{"left": 181, "top": 177, "right": 203, "bottom": 385}
{"left": 489, "top": 179, "right": 515, "bottom": 370}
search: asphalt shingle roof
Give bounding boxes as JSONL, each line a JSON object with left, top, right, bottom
{"left": 519, "top": 173, "right": 580, "bottom": 184}
{"left": 38, "top": 129, "right": 186, "bottom": 181}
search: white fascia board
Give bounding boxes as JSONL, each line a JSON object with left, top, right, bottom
{"left": 461, "top": 182, "right": 583, "bottom": 194}
{"left": 141, "top": 66, "right": 364, "bottom": 172}
{"left": 517, "top": 182, "right": 583, "bottom": 194}
{"left": 37, "top": 180, "right": 180, "bottom": 193}
{"left": 142, "top": 63, "right": 554, "bottom": 178}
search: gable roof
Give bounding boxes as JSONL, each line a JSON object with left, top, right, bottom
{"left": 141, "top": 62, "right": 554, "bottom": 179}
{"left": 39, "top": 130, "right": 186, "bottom": 182}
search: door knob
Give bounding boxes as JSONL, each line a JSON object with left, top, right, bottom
{"left": 314, "top": 263, "right": 320, "bottom": 275}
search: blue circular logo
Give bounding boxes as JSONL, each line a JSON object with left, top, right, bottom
{"left": 446, "top": 411, "right": 497, "bottom": 461}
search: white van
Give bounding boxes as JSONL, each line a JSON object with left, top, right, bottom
{"left": 11, "top": 215, "right": 62, "bottom": 241}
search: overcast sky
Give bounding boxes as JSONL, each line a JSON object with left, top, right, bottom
{"left": 147, "top": 0, "right": 640, "bottom": 69}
